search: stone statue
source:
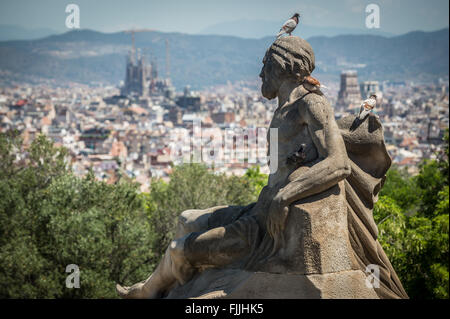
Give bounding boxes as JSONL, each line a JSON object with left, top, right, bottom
{"left": 116, "top": 36, "right": 408, "bottom": 299}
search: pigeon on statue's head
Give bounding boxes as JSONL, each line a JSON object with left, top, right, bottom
{"left": 358, "top": 94, "right": 377, "bottom": 120}
{"left": 277, "top": 13, "right": 300, "bottom": 38}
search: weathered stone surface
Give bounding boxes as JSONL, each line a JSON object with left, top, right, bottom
{"left": 256, "top": 181, "right": 355, "bottom": 275}
{"left": 166, "top": 269, "right": 379, "bottom": 299}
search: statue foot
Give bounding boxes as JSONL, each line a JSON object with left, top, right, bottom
{"left": 116, "top": 281, "right": 161, "bottom": 299}
{"left": 116, "top": 283, "right": 144, "bottom": 299}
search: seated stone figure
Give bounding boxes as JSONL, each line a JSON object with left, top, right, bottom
{"left": 116, "top": 37, "right": 408, "bottom": 299}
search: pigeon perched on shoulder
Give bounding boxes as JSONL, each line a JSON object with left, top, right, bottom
{"left": 302, "top": 75, "right": 327, "bottom": 93}
{"left": 277, "top": 13, "right": 300, "bottom": 38}
{"left": 358, "top": 94, "right": 377, "bottom": 120}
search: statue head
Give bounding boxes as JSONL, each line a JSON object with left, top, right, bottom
{"left": 260, "top": 36, "right": 315, "bottom": 100}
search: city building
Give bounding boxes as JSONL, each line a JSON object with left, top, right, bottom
{"left": 121, "top": 47, "right": 148, "bottom": 97}
{"left": 360, "top": 81, "right": 383, "bottom": 100}
{"left": 120, "top": 32, "right": 173, "bottom": 98}
{"left": 337, "top": 70, "right": 362, "bottom": 110}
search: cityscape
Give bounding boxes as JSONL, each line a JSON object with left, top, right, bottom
{"left": 0, "top": 30, "right": 448, "bottom": 192}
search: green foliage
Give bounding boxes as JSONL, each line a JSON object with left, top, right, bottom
{"left": 0, "top": 132, "right": 266, "bottom": 298}
{"left": 374, "top": 196, "right": 407, "bottom": 261}
{"left": 379, "top": 167, "right": 421, "bottom": 213}
{"left": 376, "top": 196, "right": 449, "bottom": 299}
{"left": 0, "top": 132, "right": 154, "bottom": 298}
{"left": 414, "top": 160, "right": 447, "bottom": 218}
{"left": 375, "top": 129, "right": 449, "bottom": 299}
{"left": 244, "top": 166, "right": 268, "bottom": 196}
{"left": 41, "top": 174, "right": 155, "bottom": 298}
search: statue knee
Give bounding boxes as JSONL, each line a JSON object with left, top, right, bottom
{"left": 178, "top": 210, "right": 196, "bottom": 233}
{"left": 178, "top": 209, "right": 209, "bottom": 235}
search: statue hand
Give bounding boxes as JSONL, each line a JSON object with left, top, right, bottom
{"left": 266, "top": 195, "right": 289, "bottom": 241}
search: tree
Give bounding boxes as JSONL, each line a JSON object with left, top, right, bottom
{"left": 0, "top": 130, "right": 70, "bottom": 298}
{"left": 0, "top": 132, "right": 155, "bottom": 298}
{"left": 374, "top": 129, "right": 449, "bottom": 299}
{"left": 244, "top": 166, "right": 268, "bottom": 196}
{"left": 379, "top": 166, "right": 421, "bottom": 214}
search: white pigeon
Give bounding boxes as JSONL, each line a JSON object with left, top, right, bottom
{"left": 277, "top": 13, "right": 300, "bottom": 39}
{"left": 358, "top": 94, "right": 377, "bottom": 120}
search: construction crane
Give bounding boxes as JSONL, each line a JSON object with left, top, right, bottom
{"left": 165, "top": 39, "right": 170, "bottom": 80}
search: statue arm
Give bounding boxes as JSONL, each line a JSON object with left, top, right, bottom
{"left": 267, "top": 98, "right": 351, "bottom": 238}
{"left": 278, "top": 98, "right": 351, "bottom": 205}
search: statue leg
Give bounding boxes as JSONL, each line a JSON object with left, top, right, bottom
{"left": 116, "top": 206, "right": 240, "bottom": 299}
{"left": 181, "top": 215, "right": 260, "bottom": 269}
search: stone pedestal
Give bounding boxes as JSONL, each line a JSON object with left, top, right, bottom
{"left": 257, "top": 181, "right": 355, "bottom": 275}
{"left": 166, "top": 269, "right": 379, "bottom": 299}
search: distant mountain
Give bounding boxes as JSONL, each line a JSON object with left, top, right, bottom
{"left": 199, "top": 19, "right": 395, "bottom": 39}
{"left": 0, "top": 24, "right": 63, "bottom": 41}
{"left": 308, "top": 28, "right": 449, "bottom": 82}
{"left": 0, "top": 28, "right": 448, "bottom": 89}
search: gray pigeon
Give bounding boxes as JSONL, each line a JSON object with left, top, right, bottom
{"left": 277, "top": 13, "right": 300, "bottom": 38}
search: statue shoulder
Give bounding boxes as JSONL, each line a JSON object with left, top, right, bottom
{"left": 296, "top": 91, "right": 333, "bottom": 121}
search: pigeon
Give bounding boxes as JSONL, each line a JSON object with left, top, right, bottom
{"left": 286, "top": 143, "right": 307, "bottom": 165}
{"left": 302, "top": 75, "right": 327, "bottom": 93}
{"left": 358, "top": 94, "right": 377, "bottom": 120}
{"left": 277, "top": 13, "right": 300, "bottom": 38}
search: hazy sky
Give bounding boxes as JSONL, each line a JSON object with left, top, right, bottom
{"left": 0, "top": 0, "right": 448, "bottom": 35}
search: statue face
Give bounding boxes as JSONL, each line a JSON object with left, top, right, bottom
{"left": 260, "top": 53, "right": 281, "bottom": 100}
